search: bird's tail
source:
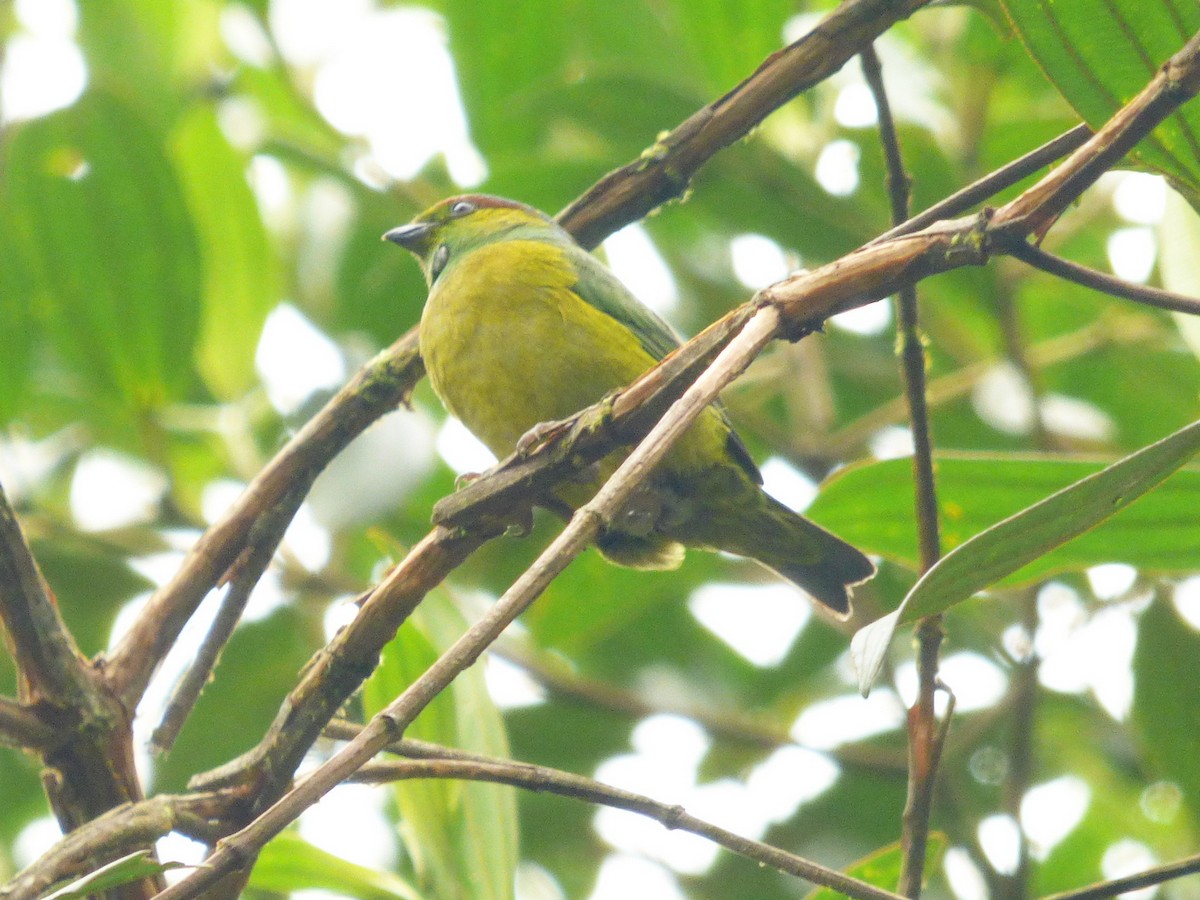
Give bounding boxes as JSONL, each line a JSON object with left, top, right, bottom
{"left": 710, "top": 495, "right": 874, "bottom": 618}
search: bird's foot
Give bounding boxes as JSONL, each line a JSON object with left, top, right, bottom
{"left": 516, "top": 418, "right": 572, "bottom": 458}
{"left": 454, "top": 471, "right": 484, "bottom": 490}
{"left": 504, "top": 506, "right": 535, "bottom": 538}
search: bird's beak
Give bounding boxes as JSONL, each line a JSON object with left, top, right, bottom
{"left": 382, "top": 222, "right": 433, "bottom": 253}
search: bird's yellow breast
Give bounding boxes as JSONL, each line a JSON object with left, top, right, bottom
{"left": 421, "top": 241, "right": 650, "bottom": 448}
{"left": 419, "top": 238, "right": 732, "bottom": 480}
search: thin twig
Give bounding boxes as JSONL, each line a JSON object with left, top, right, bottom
{"left": 872, "top": 124, "right": 1092, "bottom": 245}
{"left": 1040, "top": 849, "right": 1200, "bottom": 900}
{"left": 323, "top": 719, "right": 507, "bottom": 764}
{"left": 346, "top": 757, "right": 907, "bottom": 900}
{"left": 860, "top": 44, "right": 946, "bottom": 899}
{"left": 1003, "top": 237, "right": 1200, "bottom": 315}
{"left": 860, "top": 46, "right": 941, "bottom": 573}
{"left": 149, "top": 487, "right": 305, "bottom": 752}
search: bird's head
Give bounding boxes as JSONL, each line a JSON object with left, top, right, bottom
{"left": 383, "top": 194, "right": 556, "bottom": 284}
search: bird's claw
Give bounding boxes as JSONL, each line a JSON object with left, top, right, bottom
{"left": 454, "top": 471, "right": 483, "bottom": 490}
{"left": 505, "top": 507, "right": 535, "bottom": 537}
{"left": 516, "top": 418, "right": 571, "bottom": 458}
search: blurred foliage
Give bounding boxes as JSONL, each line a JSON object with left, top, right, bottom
{"left": 1, "top": 1, "right": 1200, "bottom": 898}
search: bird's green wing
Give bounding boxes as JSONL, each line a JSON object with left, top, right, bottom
{"left": 567, "top": 242, "right": 762, "bottom": 484}
{"left": 568, "top": 246, "right": 684, "bottom": 361}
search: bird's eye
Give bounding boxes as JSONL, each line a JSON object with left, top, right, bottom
{"left": 449, "top": 200, "right": 475, "bottom": 218}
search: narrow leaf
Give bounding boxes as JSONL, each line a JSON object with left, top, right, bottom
{"left": 253, "top": 832, "right": 424, "bottom": 900}
{"left": 1132, "top": 600, "right": 1200, "bottom": 824}
{"left": 805, "top": 833, "right": 946, "bottom": 899}
{"left": 170, "top": 107, "right": 278, "bottom": 399}
{"left": 42, "top": 851, "right": 184, "bottom": 900}
{"left": 854, "top": 419, "right": 1200, "bottom": 694}
{"left": 362, "top": 590, "right": 518, "bottom": 900}
{"left": 811, "top": 454, "right": 1200, "bottom": 583}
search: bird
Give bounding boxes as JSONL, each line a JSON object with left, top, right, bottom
{"left": 384, "top": 195, "right": 873, "bottom": 617}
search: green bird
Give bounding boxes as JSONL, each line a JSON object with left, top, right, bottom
{"left": 384, "top": 195, "right": 873, "bottom": 617}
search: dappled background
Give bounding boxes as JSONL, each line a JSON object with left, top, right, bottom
{"left": 1, "top": 0, "right": 1199, "bottom": 898}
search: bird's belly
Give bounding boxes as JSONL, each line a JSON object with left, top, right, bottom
{"left": 427, "top": 319, "right": 602, "bottom": 454}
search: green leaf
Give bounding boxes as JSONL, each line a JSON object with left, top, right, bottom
{"left": 0, "top": 202, "right": 37, "bottom": 420}
{"left": 252, "top": 831, "right": 424, "bottom": 900}
{"left": 42, "top": 850, "right": 184, "bottom": 900}
{"left": 805, "top": 833, "right": 946, "bottom": 899}
{"left": 848, "top": 419, "right": 1200, "bottom": 693}
{"left": 1133, "top": 599, "right": 1200, "bottom": 825}
{"left": 439, "top": 0, "right": 706, "bottom": 161}
{"left": 169, "top": 107, "right": 277, "bottom": 399}
{"left": 77, "top": 0, "right": 223, "bottom": 124}
{"left": 362, "top": 591, "right": 517, "bottom": 900}
{"left": 1, "top": 90, "right": 202, "bottom": 412}
{"left": 811, "top": 452, "right": 1200, "bottom": 583}
{"left": 660, "top": 0, "right": 796, "bottom": 97}
{"left": 998, "top": 0, "right": 1200, "bottom": 200}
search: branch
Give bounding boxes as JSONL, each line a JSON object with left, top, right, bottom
{"left": 1002, "top": 237, "right": 1200, "bottom": 315}
{"left": 0, "top": 482, "right": 148, "bottom": 850}
{"left": 860, "top": 45, "right": 946, "bottom": 899}
{"left": 872, "top": 124, "right": 1092, "bottom": 245}
{"left": 1040, "top": 849, "right": 1200, "bottom": 900}
{"left": 0, "top": 792, "right": 230, "bottom": 900}
{"left": 0, "top": 695, "right": 55, "bottom": 750}
{"left": 181, "top": 23, "right": 1200, "bottom": 876}
{"left": 759, "top": 29, "right": 1200, "bottom": 323}
{"left": 104, "top": 329, "right": 424, "bottom": 707}
{"left": 991, "top": 31, "right": 1200, "bottom": 236}
{"left": 556, "top": 0, "right": 932, "bottom": 247}
{"left": 347, "top": 757, "right": 906, "bottom": 900}
{"left": 157, "top": 306, "right": 785, "bottom": 900}
{"left": 0, "top": 480, "right": 90, "bottom": 708}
